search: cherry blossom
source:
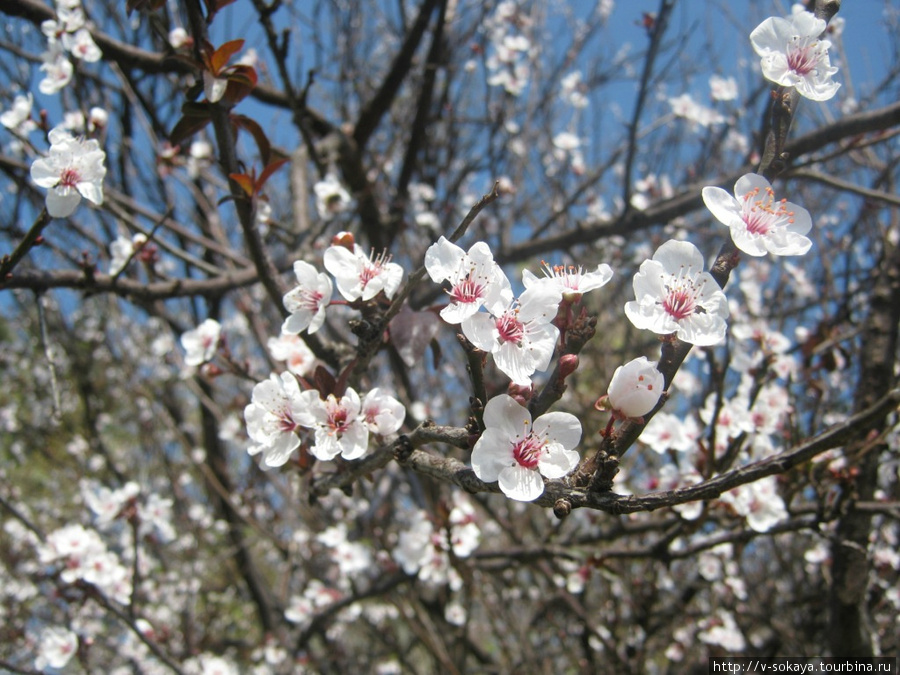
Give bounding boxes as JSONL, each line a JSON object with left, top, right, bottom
{"left": 359, "top": 387, "right": 406, "bottom": 435}
{"left": 244, "top": 372, "right": 312, "bottom": 467}
{"left": 41, "top": 4, "right": 85, "bottom": 38}
{"left": 179, "top": 318, "right": 221, "bottom": 367}
{"left": 108, "top": 233, "right": 147, "bottom": 275}
{"left": 30, "top": 127, "right": 106, "bottom": 217}
{"left": 0, "top": 93, "right": 37, "bottom": 135}
{"left": 184, "top": 654, "right": 240, "bottom": 675}
{"left": 697, "top": 609, "right": 747, "bottom": 651}
{"left": 267, "top": 333, "right": 316, "bottom": 376}
{"left": 282, "top": 260, "right": 333, "bottom": 334}
{"left": 316, "top": 523, "right": 372, "bottom": 580}
{"left": 424, "top": 237, "right": 512, "bottom": 323}
{"left": 522, "top": 260, "right": 613, "bottom": 299}
{"left": 708, "top": 74, "right": 738, "bottom": 101}
{"left": 640, "top": 412, "right": 700, "bottom": 454}
{"left": 393, "top": 509, "right": 453, "bottom": 580}
{"left": 314, "top": 173, "right": 352, "bottom": 219}
{"left": 34, "top": 627, "right": 78, "bottom": 670}
{"left": 285, "top": 580, "right": 342, "bottom": 628}
{"left": 668, "top": 93, "right": 725, "bottom": 128}
{"left": 624, "top": 240, "right": 729, "bottom": 346}
{"left": 38, "top": 42, "right": 74, "bottom": 94}
{"left": 324, "top": 243, "right": 403, "bottom": 302}
{"left": 750, "top": 10, "right": 840, "bottom": 101}
{"left": 169, "top": 27, "right": 189, "bottom": 49}
{"left": 62, "top": 28, "right": 102, "bottom": 62}
{"left": 471, "top": 394, "right": 581, "bottom": 501}
{"left": 463, "top": 284, "right": 562, "bottom": 386}
{"left": 721, "top": 476, "right": 788, "bottom": 533}
{"left": 606, "top": 356, "right": 665, "bottom": 419}
{"left": 39, "top": 524, "right": 132, "bottom": 603}
{"left": 302, "top": 387, "right": 370, "bottom": 461}
{"left": 81, "top": 479, "right": 140, "bottom": 525}
{"left": 702, "top": 173, "right": 812, "bottom": 256}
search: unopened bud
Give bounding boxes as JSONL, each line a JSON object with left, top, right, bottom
{"left": 331, "top": 231, "right": 355, "bottom": 250}
{"left": 506, "top": 382, "right": 531, "bottom": 406}
{"left": 558, "top": 354, "right": 579, "bottom": 379}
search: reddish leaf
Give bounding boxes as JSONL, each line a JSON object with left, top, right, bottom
{"left": 210, "top": 39, "right": 245, "bottom": 74}
{"left": 257, "top": 157, "right": 289, "bottom": 189}
{"left": 202, "top": 0, "right": 237, "bottom": 22}
{"left": 312, "top": 366, "right": 336, "bottom": 398}
{"left": 229, "top": 173, "right": 255, "bottom": 197}
{"left": 221, "top": 65, "right": 258, "bottom": 106}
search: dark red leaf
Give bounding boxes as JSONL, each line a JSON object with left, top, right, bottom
{"left": 231, "top": 114, "right": 270, "bottom": 165}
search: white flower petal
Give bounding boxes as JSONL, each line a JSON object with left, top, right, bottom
{"left": 498, "top": 464, "right": 544, "bottom": 501}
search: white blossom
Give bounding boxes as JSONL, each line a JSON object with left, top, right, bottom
{"left": 282, "top": 261, "right": 333, "bottom": 334}
{"left": 750, "top": 11, "right": 840, "bottom": 101}
{"left": 471, "top": 395, "right": 581, "bottom": 501}
{"left": 323, "top": 244, "right": 403, "bottom": 302}
{"left": 30, "top": 126, "right": 106, "bottom": 217}
{"left": 39, "top": 43, "right": 74, "bottom": 94}
{"left": 424, "top": 237, "right": 512, "bottom": 324}
{"left": 303, "top": 388, "right": 370, "bottom": 461}
{"left": 34, "top": 627, "right": 78, "bottom": 670}
{"left": 0, "top": 93, "right": 37, "bottom": 134}
{"left": 244, "top": 372, "right": 312, "bottom": 467}
{"left": 624, "top": 240, "right": 729, "bottom": 346}
{"left": 314, "top": 174, "right": 352, "bottom": 219}
{"left": 267, "top": 333, "right": 316, "bottom": 376}
{"left": 702, "top": 173, "right": 812, "bottom": 256}
{"left": 522, "top": 261, "right": 613, "bottom": 299}
{"left": 180, "top": 318, "right": 221, "bottom": 367}
{"left": 462, "top": 284, "right": 561, "bottom": 386}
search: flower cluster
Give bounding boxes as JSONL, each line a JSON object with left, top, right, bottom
{"left": 484, "top": 1, "right": 533, "bottom": 96}
{"left": 244, "top": 375, "right": 405, "bottom": 467}
{"left": 393, "top": 495, "right": 481, "bottom": 585}
{"left": 38, "top": 523, "right": 132, "bottom": 604}
{"left": 426, "top": 237, "right": 612, "bottom": 386}
{"left": 38, "top": 0, "right": 101, "bottom": 95}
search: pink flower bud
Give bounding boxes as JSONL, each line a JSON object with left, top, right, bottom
{"left": 607, "top": 356, "right": 664, "bottom": 418}
{"left": 558, "top": 354, "right": 579, "bottom": 379}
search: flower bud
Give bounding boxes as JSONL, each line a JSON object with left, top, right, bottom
{"left": 558, "top": 354, "right": 579, "bottom": 379}
{"left": 331, "top": 230, "right": 355, "bottom": 250}
{"left": 607, "top": 356, "right": 664, "bottom": 418}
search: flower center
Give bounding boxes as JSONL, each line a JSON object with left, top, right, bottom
{"left": 541, "top": 261, "right": 582, "bottom": 290}
{"left": 449, "top": 276, "right": 486, "bottom": 304}
{"left": 359, "top": 250, "right": 392, "bottom": 291}
{"left": 511, "top": 433, "right": 543, "bottom": 469}
{"left": 299, "top": 289, "right": 324, "bottom": 311}
{"left": 326, "top": 401, "right": 350, "bottom": 435}
{"left": 662, "top": 285, "right": 698, "bottom": 321}
{"left": 496, "top": 310, "right": 525, "bottom": 345}
{"left": 786, "top": 38, "right": 821, "bottom": 76}
{"left": 59, "top": 167, "right": 81, "bottom": 189}
{"left": 277, "top": 407, "right": 297, "bottom": 434}
{"left": 741, "top": 186, "right": 794, "bottom": 236}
